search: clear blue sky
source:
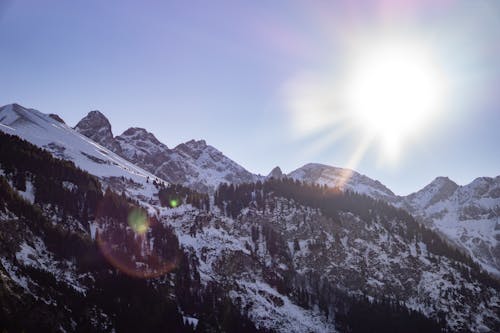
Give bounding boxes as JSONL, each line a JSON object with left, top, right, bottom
{"left": 1, "top": 0, "right": 499, "bottom": 195}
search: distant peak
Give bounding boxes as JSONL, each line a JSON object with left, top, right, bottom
{"left": 430, "top": 176, "right": 458, "bottom": 188}
{"left": 86, "top": 110, "right": 109, "bottom": 120}
{"left": 407, "top": 176, "right": 459, "bottom": 205}
{"left": 118, "top": 127, "right": 164, "bottom": 147}
{"left": 185, "top": 139, "right": 207, "bottom": 148}
{"left": 174, "top": 139, "right": 212, "bottom": 160}
{"left": 121, "top": 127, "right": 149, "bottom": 136}
{"left": 299, "top": 163, "right": 346, "bottom": 171}
{"left": 267, "top": 166, "right": 284, "bottom": 179}
{"left": 75, "top": 110, "right": 111, "bottom": 128}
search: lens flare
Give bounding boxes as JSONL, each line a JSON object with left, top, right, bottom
{"left": 128, "top": 209, "right": 149, "bottom": 235}
{"left": 95, "top": 202, "right": 178, "bottom": 278}
{"left": 169, "top": 198, "right": 180, "bottom": 208}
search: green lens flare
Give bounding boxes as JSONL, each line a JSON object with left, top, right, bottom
{"left": 169, "top": 199, "right": 179, "bottom": 208}
{"left": 127, "top": 209, "right": 149, "bottom": 235}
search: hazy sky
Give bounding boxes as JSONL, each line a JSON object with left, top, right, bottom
{"left": 1, "top": 0, "right": 500, "bottom": 195}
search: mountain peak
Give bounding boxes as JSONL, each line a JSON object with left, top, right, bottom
{"left": 87, "top": 110, "right": 107, "bottom": 118}
{"left": 117, "top": 127, "right": 165, "bottom": 149}
{"left": 0, "top": 103, "right": 42, "bottom": 127}
{"left": 74, "top": 110, "right": 116, "bottom": 149}
{"left": 174, "top": 139, "right": 210, "bottom": 159}
{"left": 288, "top": 162, "right": 395, "bottom": 199}
{"left": 267, "top": 166, "right": 284, "bottom": 179}
{"left": 185, "top": 139, "right": 207, "bottom": 148}
{"left": 427, "top": 176, "right": 459, "bottom": 192}
{"left": 431, "top": 176, "right": 456, "bottom": 185}
{"left": 406, "top": 176, "right": 458, "bottom": 208}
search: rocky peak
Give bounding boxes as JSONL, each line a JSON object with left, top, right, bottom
{"left": 174, "top": 139, "right": 209, "bottom": 159}
{"left": 406, "top": 176, "right": 459, "bottom": 209}
{"left": 118, "top": 127, "right": 165, "bottom": 148}
{"left": 74, "top": 110, "right": 115, "bottom": 149}
{"left": 267, "top": 166, "right": 284, "bottom": 179}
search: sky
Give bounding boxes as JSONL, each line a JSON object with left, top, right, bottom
{"left": 1, "top": 0, "right": 500, "bottom": 195}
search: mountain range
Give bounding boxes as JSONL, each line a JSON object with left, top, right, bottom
{"left": 0, "top": 103, "right": 499, "bottom": 332}
{"left": 72, "top": 105, "right": 500, "bottom": 278}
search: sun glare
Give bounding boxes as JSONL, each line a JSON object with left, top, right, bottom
{"left": 344, "top": 40, "right": 446, "bottom": 159}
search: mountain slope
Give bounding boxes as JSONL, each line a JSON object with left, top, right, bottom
{"left": 3, "top": 131, "right": 496, "bottom": 332}
{"left": 0, "top": 103, "right": 162, "bottom": 202}
{"left": 75, "top": 111, "right": 260, "bottom": 193}
{"left": 0, "top": 132, "right": 262, "bottom": 332}
{"left": 288, "top": 163, "right": 396, "bottom": 201}
{"left": 287, "top": 163, "right": 500, "bottom": 277}
{"left": 401, "top": 176, "right": 500, "bottom": 277}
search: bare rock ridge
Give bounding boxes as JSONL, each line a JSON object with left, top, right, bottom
{"left": 74, "top": 110, "right": 121, "bottom": 153}
{"left": 74, "top": 110, "right": 260, "bottom": 193}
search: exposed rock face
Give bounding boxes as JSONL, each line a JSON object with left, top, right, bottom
{"left": 74, "top": 110, "right": 121, "bottom": 153}
{"left": 74, "top": 112, "right": 260, "bottom": 193}
{"left": 48, "top": 114, "right": 65, "bottom": 124}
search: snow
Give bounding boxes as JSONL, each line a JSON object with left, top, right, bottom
{"left": 15, "top": 239, "right": 87, "bottom": 294}
{"left": 0, "top": 104, "right": 165, "bottom": 201}
{"left": 232, "top": 280, "right": 337, "bottom": 333}
{"left": 288, "top": 163, "right": 395, "bottom": 201}
{"left": 0, "top": 257, "right": 30, "bottom": 290}
{"left": 402, "top": 176, "right": 500, "bottom": 276}
{"left": 183, "top": 316, "right": 199, "bottom": 328}
{"left": 17, "top": 180, "right": 35, "bottom": 204}
{"left": 62, "top": 181, "right": 78, "bottom": 192}
{"left": 89, "top": 221, "right": 98, "bottom": 240}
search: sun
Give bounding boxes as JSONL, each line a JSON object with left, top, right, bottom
{"left": 343, "top": 40, "right": 446, "bottom": 160}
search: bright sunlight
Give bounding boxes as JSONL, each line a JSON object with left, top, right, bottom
{"left": 344, "top": 39, "right": 446, "bottom": 160}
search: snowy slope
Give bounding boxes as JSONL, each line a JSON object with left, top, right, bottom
{"left": 288, "top": 163, "right": 396, "bottom": 201}
{"left": 401, "top": 176, "right": 500, "bottom": 277}
{"left": 287, "top": 163, "right": 500, "bottom": 277}
{"left": 0, "top": 103, "right": 163, "bottom": 202}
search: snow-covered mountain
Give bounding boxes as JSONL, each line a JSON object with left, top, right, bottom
{"left": 400, "top": 176, "right": 500, "bottom": 277}
{"left": 4, "top": 104, "right": 500, "bottom": 278}
{"left": 0, "top": 103, "right": 162, "bottom": 203}
{"left": 75, "top": 111, "right": 260, "bottom": 193}
{"left": 1, "top": 103, "right": 499, "bottom": 332}
{"left": 287, "top": 162, "right": 500, "bottom": 277}
{"left": 288, "top": 163, "right": 396, "bottom": 201}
